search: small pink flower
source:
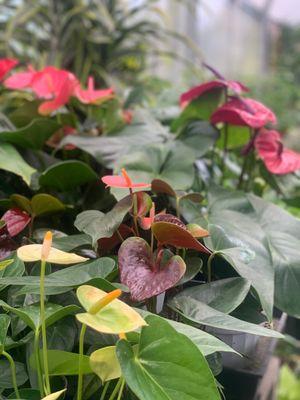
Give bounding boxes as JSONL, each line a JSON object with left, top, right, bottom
{"left": 4, "top": 65, "right": 36, "bottom": 89}
{"left": 0, "top": 58, "right": 18, "bottom": 81}
{"left": 74, "top": 76, "right": 114, "bottom": 105}
{"left": 102, "top": 168, "right": 151, "bottom": 189}
{"left": 255, "top": 128, "right": 300, "bottom": 175}
{"left": 211, "top": 97, "right": 276, "bottom": 129}
{"left": 180, "top": 80, "right": 248, "bottom": 108}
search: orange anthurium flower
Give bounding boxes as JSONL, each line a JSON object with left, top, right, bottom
{"left": 101, "top": 168, "right": 151, "bottom": 189}
{"left": 74, "top": 76, "right": 114, "bottom": 105}
{"left": 139, "top": 203, "right": 156, "bottom": 230}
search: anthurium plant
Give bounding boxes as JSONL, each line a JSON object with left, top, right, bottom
{"left": 0, "top": 57, "right": 299, "bottom": 400}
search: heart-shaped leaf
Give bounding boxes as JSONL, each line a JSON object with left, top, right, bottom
{"left": 0, "top": 314, "right": 10, "bottom": 353}
{"left": 152, "top": 221, "right": 211, "bottom": 254}
{"left": 30, "top": 194, "right": 65, "bottom": 216}
{"left": 0, "top": 143, "right": 36, "bottom": 185}
{"left": 117, "top": 315, "right": 221, "bottom": 400}
{"left": 186, "top": 223, "right": 209, "bottom": 238}
{"left": 89, "top": 346, "right": 121, "bottom": 382}
{"left": 1, "top": 208, "right": 31, "bottom": 237}
{"left": 76, "top": 285, "right": 147, "bottom": 334}
{"left": 75, "top": 195, "right": 132, "bottom": 246}
{"left": 0, "top": 118, "right": 60, "bottom": 150}
{"left": 0, "top": 359, "right": 28, "bottom": 388}
{"left": 118, "top": 237, "right": 186, "bottom": 301}
{"left": 176, "top": 277, "right": 251, "bottom": 314}
{"left": 39, "top": 160, "right": 98, "bottom": 191}
{"left": 0, "top": 255, "right": 24, "bottom": 292}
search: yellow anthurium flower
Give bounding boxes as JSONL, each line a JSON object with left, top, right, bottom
{"left": 17, "top": 232, "right": 88, "bottom": 264}
{"left": 42, "top": 389, "right": 66, "bottom": 400}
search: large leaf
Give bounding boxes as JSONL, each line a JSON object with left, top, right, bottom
{"left": 60, "top": 108, "right": 170, "bottom": 168}
{"left": 0, "top": 360, "right": 28, "bottom": 388}
{"left": 0, "top": 119, "right": 59, "bottom": 150}
{"left": 117, "top": 315, "right": 221, "bottom": 400}
{"left": 207, "top": 188, "right": 300, "bottom": 318}
{"left": 177, "top": 277, "right": 251, "bottom": 314}
{"left": 136, "top": 309, "right": 237, "bottom": 356}
{"left": 0, "top": 301, "right": 80, "bottom": 331}
{"left": 75, "top": 195, "right": 132, "bottom": 245}
{"left": 76, "top": 285, "right": 147, "bottom": 334}
{"left": 169, "top": 296, "right": 282, "bottom": 338}
{"left": 52, "top": 234, "right": 92, "bottom": 251}
{"left": 31, "top": 350, "right": 92, "bottom": 376}
{"left": 118, "top": 237, "right": 186, "bottom": 301}
{"left": 0, "top": 143, "right": 36, "bottom": 185}
{"left": 90, "top": 346, "right": 121, "bottom": 382}
{"left": 0, "top": 255, "right": 24, "bottom": 292}
{"left": 39, "top": 160, "right": 98, "bottom": 191}
{"left": 30, "top": 194, "right": 65, "bottom": 216}
{"left": 116, "top": 142, "right": 196, "bottom": 192}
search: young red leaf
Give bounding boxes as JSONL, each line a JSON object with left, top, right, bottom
{"left": 1, "top": 208, "right": 31, "bottom": 237}
{"left": 118, "top": 237, "right": 186, "bottom": 302}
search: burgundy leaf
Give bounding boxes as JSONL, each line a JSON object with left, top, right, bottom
{"left": 0, "top": 222, "right": 17, "bottom": 260}
{"left": 154, "top": 213, "right": 186, "bottom": 229}
{"left": 1, "top": 208, "right": 31, "bottom": 237}
{"left": 118, "top": 237, "right": 186, "bottom": 302}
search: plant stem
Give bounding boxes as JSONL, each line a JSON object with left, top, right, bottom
{"left": 34, "top": 329, "right": 44, "bottom": 396}
{"left": 116, "top": 378, "right": 125, "bottom": 400}
{"left": 2, "top": 351, "right": 20, "bottom": 399}
{"left": 100, "top": 381, "right": 110, "bottom": 400}
{"left": 77, "top": 324, "right": 87, "bottom": 400}
{"left": 175, "top": 197, "right": 180, "bottom": 218}
{"left": 221, "top": 123, "right": 229, "bottom": 181}
{"left": 107, "top": 378, "right": 122, "bottom": 400}
{"left": 40, "top": 260, "right": 51, "bottom": 395}
{"left": 207, "top": 253, "right": 215, "bottom": 283}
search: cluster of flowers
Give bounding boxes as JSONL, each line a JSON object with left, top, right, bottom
{"left": 0, "top": 58, "right": 113, "bottom": 115}
{"left": 181, "top": 77, "right": 300, "bottom": 175}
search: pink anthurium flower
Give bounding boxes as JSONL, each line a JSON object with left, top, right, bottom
{"left": 4, "top": 65, "right": 36, "bottom": 89}
{"left": 0, "top": 58, "right": 18, "bottom": 81}
{"left": 180, "top": 79, "right": 249, "bottom": 108}
{"left": 255, "top": 128, "right": 300, "bottom": 175}
{"left": 101, "top": 168, "right": 151, "bottom": 189}
{"left": 74, "top": 76, "right": 114, "bottom": 105}
{"left": 211, "top": 97, "right": 276, "bottom": 129}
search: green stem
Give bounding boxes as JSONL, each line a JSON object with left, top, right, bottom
{"left": 40, "top": 260, "right": 51, "bottom": 394}
{"left": 221, "top": 123, "right": 229, "bottom": 182}
{"left": 207, "top": 253, "right": 216, "bottom": 283}
{"left": 2, "top": 351, "right": 20, "bottom": 399}
{"left": 116, "top": 378, "right": 125, "bottom": 400}
{"left": 100, "top": 381, "right": 110, "bottom": 400}
{"left": 132, "top": 193, "right": 140, "bottom": 237}
{"left": 77, "top": 324, "right": 87, "bottom": 400}
{"left": 34, "top": 329, "right": 44, "bottom": 396}
{"left": 175, "top": 197, "right": 180, "bottom": 218}
{"left": 107, "top": 379, "right": 122, "bottom": 400}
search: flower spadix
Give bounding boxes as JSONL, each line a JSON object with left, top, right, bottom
{"left": 17, "top": 230, "right": 88, "bottom": 264}
{"left": 76, "top": 285, "right": 147, "bottom": 334}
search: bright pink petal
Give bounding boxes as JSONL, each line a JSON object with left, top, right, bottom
{"left": 1, "top": 208, "right": 31, "bottom": 237}
{"left": 4, "top": 69, "right": 36, "bottom": 89}
{"left": 101, "top": 175, "right": 151, "bottom": 189}
{"left": 211, "top": 98, "right": 276, "bottom": 129}
{"left": 180, "top": 79, "right": 248, "bottom": 107}
{"left": 0, "top": 58, "right": 18, "bottom": 81}
{"left": 74, "top": 76, "right": 114, "bottom": 104}
{"left": 255, "top": 129, "right": 300, "bottom": 175}
{"left": 38, "top": 76, "right": 75, "bottom": 115}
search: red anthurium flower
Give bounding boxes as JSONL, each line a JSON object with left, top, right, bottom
{"left": 101, "top": 168, "right": 151, "bottom": 189}
{"left": 180, "top": 80, "right": 248, "bottom": 108}
{"left": 4, "top": 65, "right": 36, "bottom": 89}
{"left": 255, "top": 128, "right": 300, "bottom": 175}
{"left": 0, "top": 58, "right": 18, "bottom": 81}
{"left": 211, "top": 97, "right": 276, "bottom": 129}
{"left": 1, "top": 208, "right": 31, "bottom": 237}
{"left": 140, "top": 203, "right": 156, "bottom": 230}
{"left": 74, "top": 76, "right": 114, "bottom": 105}
{"left": 122, "top": 109, "right": 133, "bottom": 124}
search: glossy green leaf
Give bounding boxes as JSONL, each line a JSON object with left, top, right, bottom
{"left": 31, "top": 194, "right": 65, "bottom": 216}
{"left": 75, "top": 196, "right": 132, "bottom": 245}
{"left": 175, "top": 257, "right": 203, "bottom": 286}
{"left": 0, "top": 301, "right": 79, "bottom": 331}
{"left": 117, "top": 315, "right": 221, "bottom": 400}
{"left": 52, "top": 234, "right": 92, "bottom": 251}
{"left": 0, "top": 119, "right": 59, "bottom": 150}
{"left": 0, "top": 314, "right": 10, "bottom": 353}
{"left": 0, "top": 143, "right": 36, "bottom": 185}
{"left": 169, "top": 296, "right": 282, "bottom": 338}
{"left": 0, "top": 359, "right": 28, "bottom": 388}
{"left": 32, "top": 350, "right": 92, "bottom": 376}
{"left": 216, "top": 125, "right": 250, "bottom": 149}
{"left": 177, "top": 277, "right": 251, "bottom": 314}
{"left": 8, "top": 388, "right": 40, "bottom": 399}
{"left": 0, "top": 259, "right": 13, "bottom": 271}
{"left": 136, "top": 309, "right": 237, "bottom": 356}
{"left": 10, "top": 194, "right": 32, "bottom": 214}
{"left": 76, "top": 285, "right": 147, "bottom": 334}
{"left": 39, "top": 160, "right": 98, "bottom": 191}
{"left": 0, "top": 256, "right": 25, "bottom": 292}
